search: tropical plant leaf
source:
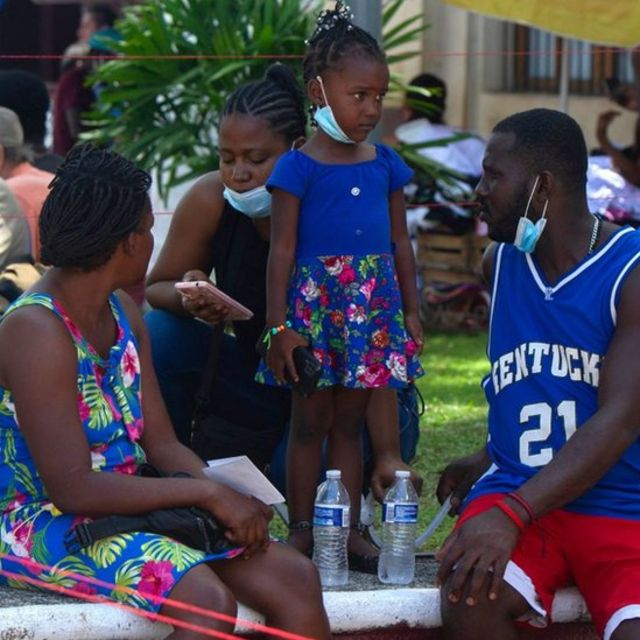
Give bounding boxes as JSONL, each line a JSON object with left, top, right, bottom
{"left": 141, "top": 537, "right": 204, "bottom": 571}
{"left": 85, "top": 534, "right": 133, "bottom": 569}
{"left": 78, "top": 376, "right": 113, "bottom": 430}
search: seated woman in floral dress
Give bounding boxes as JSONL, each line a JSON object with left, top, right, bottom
{"left": 0, "top": 144, "right": 330, "bottom": 640}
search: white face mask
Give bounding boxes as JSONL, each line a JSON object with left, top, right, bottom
{"left": 313, "top": 76, "right": 355, "bottom": 145}
{"left": 513, "top": 175, "right": 549, "bottom": 253}
{"left": 223, "top": 184, "right": 271, "bottom": 218}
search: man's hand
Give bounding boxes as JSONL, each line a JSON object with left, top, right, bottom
{"left": 370, "top": 455, "right": 423, "bottom": 503}
{"left": 596, "top": 110, "right": 621, "bottom": 147}
{"left": 436, "top": 448, "right": 491, "bottom": 514}
{"left": 436, "top": 506, "right": 520, "bottom": 606}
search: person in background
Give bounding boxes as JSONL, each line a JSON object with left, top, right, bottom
{"left": 595, "top": 48, "right": 640, "bottom": 188}
{"left": 395, "top": 73, "right": 486, "bottom": 186}
{"left": 53, "top": 42, "right": 94, "bottom": 157}
{"left": 76, "top": 3, "right": 119, "bottom": 44}
{"left": 0, "top": 178, "right": 31, "bottom": 270}
{"left": 54, "top": 3, "right": 121, "bottom": 157}
{"left": 0, "top": 70, "right": 63, "bottom": 173}
{"left": 0, "top": 107, "right": 53, "bottom": 262}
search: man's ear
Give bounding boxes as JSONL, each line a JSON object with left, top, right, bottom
{"left": 308, "top": 77, "right": 324, "bottom": 107}
{"left": 537, "top": 170, "right": 555, "bottom": 200}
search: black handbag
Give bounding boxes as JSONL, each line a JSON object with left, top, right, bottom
{"left": 63, "top": 464, "right": 235, "bottom": 556}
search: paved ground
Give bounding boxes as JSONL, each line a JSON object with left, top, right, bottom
{"left": 0, "top": 556, "right": 440, "bottom": 607}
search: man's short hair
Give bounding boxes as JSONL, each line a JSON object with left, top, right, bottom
{"left": 493, "top": 108, "right": 588, "bottom": 191}
{"left": 0, "top": 71, "right": 49, "bottom": 146}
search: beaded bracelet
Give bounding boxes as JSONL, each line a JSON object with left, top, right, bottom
{"left": 262, "top": 321, "right": 292, "bottom": 350}
{"left": 506, "top": 492, "right": 536, "bottom": 523}
{"left": 494, "top": 500, "right": 526, "bottom": 532}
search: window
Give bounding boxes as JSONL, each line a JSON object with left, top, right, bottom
{"left": 504, "top": 24, "right": 634, "bottom": 95}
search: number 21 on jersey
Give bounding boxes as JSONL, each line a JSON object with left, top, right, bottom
{"left": 519, "top": 401, "right": 577, "bottom": 466}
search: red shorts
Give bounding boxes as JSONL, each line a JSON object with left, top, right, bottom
{"left": 459, "top": 494, "right": 640, "bottom": 639}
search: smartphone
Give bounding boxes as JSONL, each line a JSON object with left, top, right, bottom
{"left": 174, "top": 281, "right": 254, "bottom": 321}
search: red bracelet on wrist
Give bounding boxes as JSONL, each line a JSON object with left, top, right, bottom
{"left": 494, "top": 500, "right": 526, "bottom": 532}
{"left": 506, "top": 491, "right": 536, "bottom": 523}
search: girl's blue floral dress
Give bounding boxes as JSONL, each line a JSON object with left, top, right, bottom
{"left": 0, "top": 293, "right": 241, "bottom": 612}
{"left": 257, "top": 145, "right": 423, "bottom": 389}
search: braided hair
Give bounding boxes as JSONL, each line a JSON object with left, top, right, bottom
{"left": 40, "top": 144, "right": 151, "bottom": 271}
{"left": 302, "top": 1, "right": 386, "bottom": 87}
{"left": 222, "top": 63, "right": 306, "bottom": 144}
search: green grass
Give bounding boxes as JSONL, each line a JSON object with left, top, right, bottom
{"left": 414, "top": 331, "right": 489, "bottom": 550}
{"left": 270, "top": 331, "right": 490, "bottom": 549}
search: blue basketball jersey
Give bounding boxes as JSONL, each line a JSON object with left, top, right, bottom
{"left": 468, "top": 226, "right": 640, "bottom": 519}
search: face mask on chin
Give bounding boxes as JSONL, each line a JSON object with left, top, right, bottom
{"left": 313, "top": 76, "right": 355, "bottom": 145}
{"left": 222, "top": 184, "right": 272, "bottom": 218}
{"left": 513, "top": 175, "right": 549, "bottom": 253}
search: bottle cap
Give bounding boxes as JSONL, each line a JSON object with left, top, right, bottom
{"left": 395, "top": 470, "right": 411, "bottom": 478}
{"left": 326, "top": 469, "right": 341, "bottom": 479}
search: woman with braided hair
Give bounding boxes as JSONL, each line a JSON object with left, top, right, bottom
{"left": 145, "top": 63, "right": 422, "bottom": 527}
{"left": 0, "top": 144, "right": 330, "bottom": 638}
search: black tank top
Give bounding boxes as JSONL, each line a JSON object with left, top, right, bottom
{"left": 210, "top": 202, "right": 269, "bottom": 365}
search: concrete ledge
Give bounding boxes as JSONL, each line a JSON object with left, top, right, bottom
{"left": 0, "top": 584, "right": 594, "bottom": 639}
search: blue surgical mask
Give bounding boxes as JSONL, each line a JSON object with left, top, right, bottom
{"left": 223, "top": 185, "right": 271, "bottom": 218}
{"left": 314, "top": 76, "right": 355, "bottom": 145}
{"left": 514, "top": 175, "right": 549, "bottom": 253}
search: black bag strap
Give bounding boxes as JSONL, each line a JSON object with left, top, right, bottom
{"left": 194, "top": 209, "right": 246, "bottom": 416}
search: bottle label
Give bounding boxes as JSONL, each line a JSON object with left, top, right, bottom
{"left": 313, "top": 504, "right": 350, "bottom": 527}
{"left": 383, "top": 502, "right": 418, "bottom": 524}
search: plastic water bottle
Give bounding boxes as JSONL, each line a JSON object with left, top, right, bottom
{"left": 378, "top": 470, "right": 418, "bottom": 584}
{"left": 312, "top": 469, "right": 350, "bottom": 587}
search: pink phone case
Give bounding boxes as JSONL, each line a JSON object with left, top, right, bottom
{"left": 175, "top": 281, "right": 254, "bottom": 321}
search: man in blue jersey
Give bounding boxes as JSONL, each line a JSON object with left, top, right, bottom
{"left": 436, "top": 108, "right": 640, "bottom": 640}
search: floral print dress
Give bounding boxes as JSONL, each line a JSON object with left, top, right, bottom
{"left": 257, "top": 254, "right": 423, "bottom": 388}
{"left": 0, "top": 293, "right": 240, "bottom": 612}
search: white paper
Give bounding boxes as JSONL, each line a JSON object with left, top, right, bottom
{"left": 203, "top": 455, "right": 285, "bottom": 505}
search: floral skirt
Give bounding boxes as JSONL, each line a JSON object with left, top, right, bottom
{"left": 0, "top": 503, "right": 243, "bottom": 613}
{"left": 257, "top": 253, "right": 423, "bottom": 389}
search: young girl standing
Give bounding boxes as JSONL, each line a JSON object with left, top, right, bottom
{"left": 258, "top": 2, "right": 424, "bottom": 569}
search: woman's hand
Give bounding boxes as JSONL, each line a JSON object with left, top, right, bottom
{"left": 179, "top": 270, "right": 230, "bottom": 324}
{"left": 264, "top": 327, "right": 308, "bottom": 384}
{"left": 405, "top": 311, "right": 424, "bottom": 355}
{"left": 200, "top": 483, "right": 273, "bottom": 558}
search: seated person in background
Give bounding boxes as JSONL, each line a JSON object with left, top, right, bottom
{"left": 0, "top": 144, "right": 331, "bottom": 639}
{"left": 392, "top": 73, "right": 486, "bottom": 236}
{"left": 394, "top": 73, "right": 486, "bottom": 187}
{"left": 145, "top": 65, "right": 422, "bottom": 507}
{"left": 0, "top": 107, "right": 54, "bottom": 262}
{"left": 0, "top": 70, "right": 63, "bottom": 173}
{"left": 0, "top": 178, "right": 31, "bottom": 271}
